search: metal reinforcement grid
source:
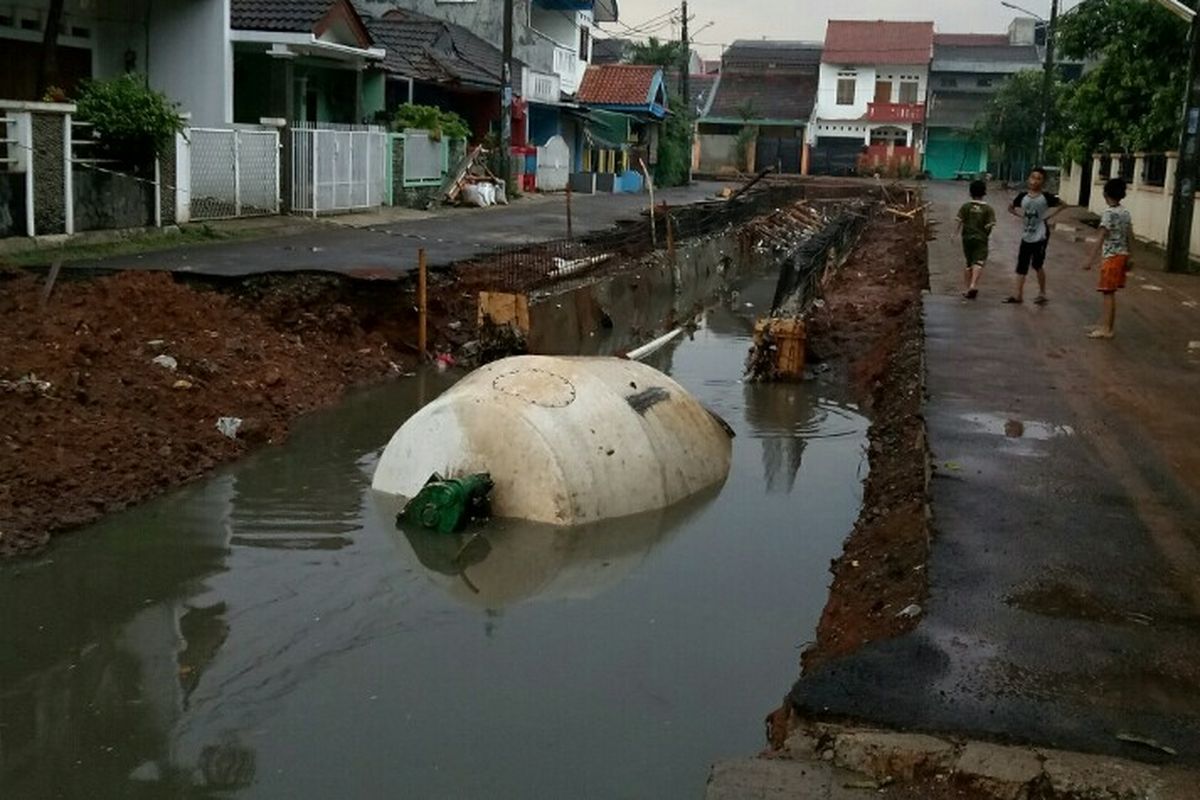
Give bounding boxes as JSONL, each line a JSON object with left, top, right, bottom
{"left": 768, "top": 205, "right": 871, "bottom": 315}
{"left": 464, "top": 185, "right": 808, "bottom": 294}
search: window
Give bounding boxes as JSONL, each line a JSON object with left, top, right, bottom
{"left": 579, "top": 26, "right": 590, "bottom": 61}
{"left": 941, "top": 77, "right": 958, "bottom": 88}
{"left": 977, "top": 77, "right": 993, "bottom": 88}
{"left": 899, "top": 81, "right": 919, "bottom": 103}
{"left": 837, "top": 78, "right": 856, "bottom": 105}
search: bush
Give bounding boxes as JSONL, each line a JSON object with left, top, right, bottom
{"left": 75, "top": 74, "right": 184, "bottom": 165}
{"left": 654, "top": 99, "right": 693, "bottom": 188}
{"left": 392, "top": 103, "right": 470, "bottom": 141}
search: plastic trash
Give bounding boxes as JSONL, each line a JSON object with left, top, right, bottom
{"left": 215, "top": 417, "right": 243, "bottom": 439}
{"left": 151, "top": 355, "right": 178, "bottom": 370}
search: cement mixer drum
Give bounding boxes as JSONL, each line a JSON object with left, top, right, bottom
{"left": 372, "top": 356, "right": 733, "bottom": 526}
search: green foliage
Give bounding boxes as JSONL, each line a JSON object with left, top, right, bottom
{"left": 391, "top": 103, "right": 470, "bottom": 141}
{"left": 978, "top": 70, "right": 1065, "bottom": 166}
{"left": 654, "top": 97, "right": 693, "bottom": 188}
{"left": 1052, "top": 0, "right": 1189, "bottom": 161}
{"left": 75, "top": 74, "right": 184, "bottom": 165}
{"left": 735, "top": 125, "right": 757, "bottom": 171}
{"left": 628, "top": 37, "right": 688, "bottom": 68}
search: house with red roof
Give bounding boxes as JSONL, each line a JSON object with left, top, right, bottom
{"left": 809, "top": 20, "right": 935, "bottom": 175}
{"left": 574, "top": 63, "right": 666, "bottom": 187}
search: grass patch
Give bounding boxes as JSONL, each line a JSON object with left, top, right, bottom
{"left": 0, "top": 223, "right": 272, "bottom": 268}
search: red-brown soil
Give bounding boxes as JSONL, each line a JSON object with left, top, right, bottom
{"left": 0, "top": 270, "right": 414, "bottom": 557}
{"left": 800, "top": 213, "right": 931, "bottom": 671}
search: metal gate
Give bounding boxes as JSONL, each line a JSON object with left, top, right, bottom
{"left": 291, "top": 124, "right": 387, "bottom": 216}
{"left": 188, "top": 127, "right": 280, "bottom": 220}
{"left": 755, "top": 137, "right": 802, "bottom": 174}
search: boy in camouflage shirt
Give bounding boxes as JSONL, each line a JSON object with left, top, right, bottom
{"left": 953, "top": 179, "right": 996, "bottom": 300}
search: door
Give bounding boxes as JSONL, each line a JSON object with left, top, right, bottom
{"left": 874, "top": 81, "right": 892, "bottom": 104}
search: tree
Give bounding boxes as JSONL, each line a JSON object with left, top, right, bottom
{"left": 1052, "top": 0, "right": 1190, "bottom": 161}
{"left": 628, "top": 37, "right": 688, "bottom": 68}
{"left": 37, "top": 0, "right": 65, "bottom": 98}
{"left": 654, "top": 96, "right": 693, "bottom": 187}
{"left": 979, "top": 70, "right": 1064, "bottom": 171}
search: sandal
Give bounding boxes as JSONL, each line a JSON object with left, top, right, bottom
{"left": 1034, "top": 295, "right": 1048, "bottom": 305}
{"left": 966, "top": 289, "right": 978, "bottom": 299}
{"left": 1087, "top": 329, "right": 1114, "bottom": 339}
{"left": 1003, "top": 296, "right": 1022, "bottom": 304}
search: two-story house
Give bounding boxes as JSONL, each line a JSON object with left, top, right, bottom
{"left": 358, "top": 0, "right": 615, "bottom": 149}
{"left": 925, "top": 24, "right": 1041, "bottom": 180}
{"left": 808, "top": 20, "right": 934, "bottom": 175}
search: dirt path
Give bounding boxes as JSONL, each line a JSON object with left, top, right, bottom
{"left": 0, "top": 271, "right": 413, "bottom": 556}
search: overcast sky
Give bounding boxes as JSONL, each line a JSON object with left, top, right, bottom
{"left": 602, "top": 0, "right": 1071, "bottom": 56}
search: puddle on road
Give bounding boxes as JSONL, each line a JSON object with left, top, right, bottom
{"left": 961, "top": 412, "right": 1074, "bottom": 441}
{"left": 0, "top": 296, "right": 868, "bottom": 799}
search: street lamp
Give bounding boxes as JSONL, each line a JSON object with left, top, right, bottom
{"left": 1000, "top": 1, "right": 1045, "bottom": 21}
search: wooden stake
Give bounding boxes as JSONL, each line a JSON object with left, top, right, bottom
{"left": 40, "top": 256, "right": 63, "bottom": 309}
{"left": 665, "top": 204, "right": 675, "bottom": 262}
{"left": 565, "top": 181, "right": 573, "bottom": 241}
{"left": 418, "top": 248, "right": 428, "bottom": 362}
{"left": 639, "top": 158, "right": 657, "bottom": 248}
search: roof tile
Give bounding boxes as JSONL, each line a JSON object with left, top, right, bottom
{"left": 822, "top": 20, "right": 934, "bottom": 66}
{"left": 577, "top": 64, "right": 661, "bottom": 107}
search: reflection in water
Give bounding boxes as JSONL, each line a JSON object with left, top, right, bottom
{"left": 389, "top": 486, "right": 721, "bottom": 611}
{"left": 0, "top": 278, "right": 869, "bottom": 800}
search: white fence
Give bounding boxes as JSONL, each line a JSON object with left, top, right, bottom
{"left": 188, "top": 127, "right": 280, "bottom": 221}
{"left": 291, "top": 124, "right": 388, "bottom": 216}
{"left": 401, "top": 130, "right": 445, "bottom": 186}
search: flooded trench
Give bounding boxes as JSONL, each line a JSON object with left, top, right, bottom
{"left": 0, "top": 266, "right": 868, "bottom": 799}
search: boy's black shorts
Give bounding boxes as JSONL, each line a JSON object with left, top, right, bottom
{"left": 1016, "top": 239, "right": 1049, "bottom": 274}
{"left": 963, "top": 238, "right": 988, "bottom": 267}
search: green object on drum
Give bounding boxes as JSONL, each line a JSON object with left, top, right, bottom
{"left": 399, "top": 473, "right": 494, "bottom": 535}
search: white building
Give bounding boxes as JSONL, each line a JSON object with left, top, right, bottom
{"left": 808, "top": 20, "right": 934, "bottom": 175}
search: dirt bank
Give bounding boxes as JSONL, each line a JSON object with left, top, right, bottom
{"left": 800, "top": 212, "right": 931, "bottom": 671}
{"left": 0, "top": 270, "right": 414, "bottom": 557}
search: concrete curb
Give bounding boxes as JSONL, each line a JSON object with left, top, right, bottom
{"left": 763, "top": 722, "right": 1200, "bottom": 799}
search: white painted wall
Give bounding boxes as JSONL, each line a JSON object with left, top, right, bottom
{"left": 148, "top": 0, "right": 232, "bottom": 125}
{"left": 814, "top": 63, "right": 928, "bottom": 122}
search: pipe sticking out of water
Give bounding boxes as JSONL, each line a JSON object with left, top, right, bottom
{"left": 627, "top": 328, "right": 684, "bottom": 361}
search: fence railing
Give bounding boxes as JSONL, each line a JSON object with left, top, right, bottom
{"left": 189, "top": 126, "right": 280, "bottom": 220}
{"left": 291, "top": 123, "right": 388, "bottom": 216}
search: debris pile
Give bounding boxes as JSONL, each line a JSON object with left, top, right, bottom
{"left": 745, "top": 200, "right": 873, "bottom": 382}
{"left": 442, "top": 144, "right": 509, "bottom": 208}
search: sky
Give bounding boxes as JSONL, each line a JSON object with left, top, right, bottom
{"left": 601, "top": 0, "right": 1070, "bottom": 57}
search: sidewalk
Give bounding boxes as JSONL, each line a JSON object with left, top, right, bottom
{"left": 791, "top": 181, "right": 1200, "bottom": 765}
{"left": 46, "top": 182, "right": 724, "bottom": 277}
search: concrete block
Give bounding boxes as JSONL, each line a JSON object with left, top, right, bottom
{"left": 955, "top": 742, "right": 1042, "bottom": 800}
{"left": 706, "top": 758, "right": 834, "bottom": 799}
{"left": 833, "top": 730, "right": 956, "bottom": 780}
{"left": 1041, "top": 750, "right": 1166, "bottom": 799}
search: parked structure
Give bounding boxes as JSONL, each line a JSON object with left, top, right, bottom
{"left": 809, "top": 20, "right": 934, "bottom": 176}
{"left": 698, "top": 40, "right": 822, "bottom": 175}
{"left": 925, "top": 26, "right": 1041, "bottom": 180}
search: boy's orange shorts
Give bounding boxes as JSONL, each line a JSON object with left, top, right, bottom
{"left": 1098, "top": 254, "right": 1128, "bottom": 293}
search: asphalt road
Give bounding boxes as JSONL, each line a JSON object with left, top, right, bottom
{"left": 792, "top": 181, "right": 1200, "bottom": 765}
{"left": 69, "top": 182, "right": 724, "bottom": 277}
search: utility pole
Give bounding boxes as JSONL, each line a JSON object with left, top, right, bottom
{"left": 1166, "top": 6, "right": 1200, "bottom": 273}
{"left": 681, "top": 1, "right": 690, "bottom": 112}
{"left": 1035, "top": 0, "right": 1059, "bottom": 166}
{"left": 500, "top": 0, "right": 514, "bottom": 191}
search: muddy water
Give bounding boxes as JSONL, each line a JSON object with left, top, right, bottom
{"left": 0, "top": 296, "right": 867, "bottom": 800}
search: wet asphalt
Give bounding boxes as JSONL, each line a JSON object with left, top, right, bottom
{"left": 66, "top": 183, "right": 723, "bottom": 277}
{"left": 791, "top": 181, "right": 1200, "bottom": 765}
